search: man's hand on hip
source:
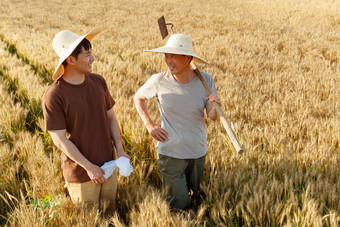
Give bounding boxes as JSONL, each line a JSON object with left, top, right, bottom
{"left": 146, "top": 123, "right": 169, "bottom": 142}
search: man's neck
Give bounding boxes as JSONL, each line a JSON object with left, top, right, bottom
{"left": 172, "top": 68, "right": 195, "bottom": 84}
{"left": 62, "top": 70, "right": 86, "bottom": 85}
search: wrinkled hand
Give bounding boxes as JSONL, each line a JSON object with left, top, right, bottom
{"left": 86, "top": 164, "right": 107, "bottom": 184}
{"left": 146, "top": 123, "right": 169, "bottom": 142}
{"left": 207, "top": 93, "right": 221, "bottom": 107}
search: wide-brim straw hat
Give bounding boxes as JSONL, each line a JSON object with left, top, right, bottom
{"left": 146, "top": 34, "right": 208, "bottom": 64}
{"left": 52, "top": 28, "right": 102, "bottom": 80}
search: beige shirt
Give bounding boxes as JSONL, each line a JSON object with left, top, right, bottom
{"left": 138, "top": 71, "right": 217, "bottom": 159}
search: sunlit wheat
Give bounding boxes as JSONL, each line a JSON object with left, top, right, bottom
{"left": 0, "top": 0, "right": 339, "bottom": 225}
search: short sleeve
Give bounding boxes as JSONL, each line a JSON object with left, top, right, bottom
{"left": 202, "top": 72, "right": 218, "bottom": 107}
{"left": 207, "top": 75, "right": 217, "bottom": 94}
{"left": 42, "top": 91, "right": 66, "bottom": 131}
{"left": 137, "top": 74, "right": 159, "bottom": 100}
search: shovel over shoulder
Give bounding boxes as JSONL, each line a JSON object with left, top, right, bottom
{"left": 191, "top": 62, "right": 244, "bottom": 154}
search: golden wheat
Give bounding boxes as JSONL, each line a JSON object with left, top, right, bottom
{"left": 0, "top": 40, "right": 48, "bottom": 102}
{"left": 0, "top": 0, "right": 339, "bottom": 226}
{"left": 0, "top": 77, "right": 27, "bottom": 134}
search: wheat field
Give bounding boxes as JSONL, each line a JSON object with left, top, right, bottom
{"left": 0, "top": 0, "right": 339, "bottom": 226}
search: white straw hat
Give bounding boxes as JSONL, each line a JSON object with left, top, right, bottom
{"left": 52, "top": 28, "right": 102, "bottom": 80}
{"left": 146, "top": 34, "right": 208, "bottom": 64}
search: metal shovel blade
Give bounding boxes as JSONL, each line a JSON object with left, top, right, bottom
{"left": 158, "top": 15, "right": 168, "bottom": 39}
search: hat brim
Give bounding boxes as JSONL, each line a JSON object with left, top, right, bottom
{"left": 52, "top": 27, "right": 102, "bottom": 80}
{"left": 146, "top": 47, "right": 209, "bottom": 64}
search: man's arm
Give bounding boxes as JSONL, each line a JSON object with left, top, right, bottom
{"left": 49, "top": 129, "right": 107, "bottom": 184}
{"left": 206, "top": 93, "right": 221, "bottom": 121}
{"left": 133, "top": 91, "right": 168, "bottom": 142}
{"left": 107, "top": 107, "right": 129, "bottom": 159}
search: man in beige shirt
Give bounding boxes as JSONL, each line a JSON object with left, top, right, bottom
{"left": 134, "top": 34, "right": 220, "bottom": 210}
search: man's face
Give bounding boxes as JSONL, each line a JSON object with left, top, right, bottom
{"left": 164, "top": 53, "right": 191, "bottom": 75}
{"left": 73, "top": 47, "right": 95, "bottom": 74}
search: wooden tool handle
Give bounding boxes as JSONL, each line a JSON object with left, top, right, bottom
{"left": 191, "top": 62, "right": 244, "bottom": 154}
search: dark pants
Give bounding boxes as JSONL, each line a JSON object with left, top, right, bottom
{"left": 158, "top": 154, "right": 206, "bottom": 210}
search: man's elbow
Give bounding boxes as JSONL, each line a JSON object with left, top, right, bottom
{"left": 134, "top": 92, "right": 145, "bottom": 106}
{"left": 50, "top": 132, "right": 65, "bottom": 150}
{"left": 133, "top": 92, "right": 141, "bottom": 101}
{"left": 207, "top": 110, "right": 219, "bottom": 121}
{"left": 133, "top": 93, "right": 138, "bottom": 104}
{"left": 51, "top": 137, "right": 62, "bottom": 149}
{"left": 209, "top": 115, "right": 219, "bottom": 121}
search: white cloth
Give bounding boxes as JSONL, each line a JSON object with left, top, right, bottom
{"left": 101, "top": 160, "right": 117, "bottom": 179}
{"left": 101, "top": 157, "right": 133, "bottom": 179}
{"left": 116, "top": 157, "right": 134, "bottom": 177}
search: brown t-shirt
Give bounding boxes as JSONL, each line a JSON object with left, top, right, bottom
{"left": 42, "top": 73, "right": 115, "bottom": 183}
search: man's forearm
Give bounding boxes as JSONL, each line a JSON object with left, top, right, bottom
{"left": 107, "top": 108, "right": 129, "bottom": 158}
{"left": 134, "top": 94, "right": 154, "bottom": 127}
{"left": 50, "top": 130, "right": 107, "bottom": 183}
{"left": 109, "top": 113, "right": 124, "bottom": 152}
{"left": 50, "top": 131, "right": 94, "bottom": 171}
{"left": 134, "top": 93, "right": 169, "bottom": 142}
{"left": 207, "top": 106, "right": 218, "bottom": 120}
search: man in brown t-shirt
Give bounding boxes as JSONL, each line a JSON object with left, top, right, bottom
{"left": 42, "top": 28, "right": 129, "bottom": 209}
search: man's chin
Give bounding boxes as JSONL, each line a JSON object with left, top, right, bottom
{"left": 169, "top": 69, "right": 177, "bottom": 74}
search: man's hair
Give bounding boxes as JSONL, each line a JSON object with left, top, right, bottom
{"left": 62, "top": 38, "right": 92, "bottom": 67}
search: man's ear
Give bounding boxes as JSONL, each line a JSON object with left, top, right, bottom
{"left": 186, "top": 55, "right": 192, "bottom": 64}
{"left": 66, "top": 56, "right": 76, "bottom": 65}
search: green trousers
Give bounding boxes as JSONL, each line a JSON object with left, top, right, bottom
{"left": 158, "top": 154, "right": 206, "bottom": 210}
